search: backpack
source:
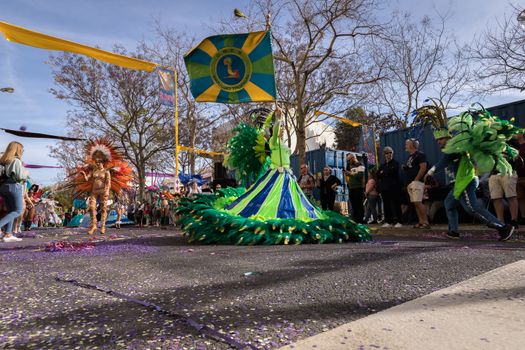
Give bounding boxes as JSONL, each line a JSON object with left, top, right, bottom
{"left": 0, "top": 163, "right": 6, "bottom": 184}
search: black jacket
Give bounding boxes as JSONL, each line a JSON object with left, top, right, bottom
{"left": 377, "top": 159, "right": 402, "bottom": 192}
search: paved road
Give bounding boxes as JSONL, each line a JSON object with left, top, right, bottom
{"left": 1, "top": 226, "right": 524, "bottom": 349}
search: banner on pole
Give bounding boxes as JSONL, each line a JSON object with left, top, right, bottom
{"left": 357, "top": 126, "right": 376, "bottom": 165}
{"left": 184, "top": 31, "right": 276, "bottom": 103}
{"left": 157, "top": 68, "right": 175, "bottom": 107}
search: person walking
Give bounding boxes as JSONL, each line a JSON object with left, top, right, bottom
{"left": 345, "top": 153, "right": 365, "bottom": 223}
{"left": 318, "top": 166, "right": 341, "bottom": 211}
{"left": 377, "top": 146, "right": 403, "bottom": 228}
{"left": 488, "top": 151, "right": 519, "bottom": 229}
{"left": 515, "top": 133, "right": 525, "bottom": 223}
{"left": 403, "top": 139, "right": 430, "bottom": 229}
{"left": 0, "top": 142, "right": 28, "bottom": 242}
{"left": 426, "top": 129, "right": 514, "bottom": 241}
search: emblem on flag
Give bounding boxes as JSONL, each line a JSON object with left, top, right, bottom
{"left": 184, "top": 31, "right": 276, "bottom": 103}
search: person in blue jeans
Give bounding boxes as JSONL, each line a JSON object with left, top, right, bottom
{"left": 425, "top": 135, "right": 514, "bottom": 241}
{"left": 0, "top": 141, "right": 28, "bottom": 242}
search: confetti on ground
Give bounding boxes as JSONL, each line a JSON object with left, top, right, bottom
{"left": 45, "top": 240, "right": 95, "bottom": 252}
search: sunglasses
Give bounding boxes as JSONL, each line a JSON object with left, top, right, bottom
{"left": 384, "top": 152, "right": 392, "bottom": 154}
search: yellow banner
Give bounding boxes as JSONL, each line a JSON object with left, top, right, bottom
{"left": 178, "top": 145, "right": 223, "bottom": 157}
{"left": 314, "top": 110, "right": 362, "bottom": 127}
{"left": 0, "top": 21, "right": 157, "bottom": 72}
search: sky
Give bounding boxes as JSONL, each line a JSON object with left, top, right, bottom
{"left": 0, "top": 0, "right": 523, "bottom": 185}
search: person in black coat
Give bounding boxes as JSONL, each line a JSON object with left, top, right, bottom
{"left": 377, "top": 146, "right": 403, "bottom": 227}
{"left": 318, "top": 166, "right": 341, "bottom": 211}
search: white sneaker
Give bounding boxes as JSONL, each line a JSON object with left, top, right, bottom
{"left": 394, "top": 223, "right": 403, "bottom": 228}
{"left": 2, "top": 235, "right": 22, "bottom": 242}
{"left": 381, "top": 223, "right": 392, "bottom": 228}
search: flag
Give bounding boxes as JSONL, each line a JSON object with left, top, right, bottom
{"left": 157, "top": 68, "right": 175, "bottom": 107}
{"left": 357, "top": 126, "right": 377, "bottom": 165}
{"left": 184, "top": 31, "right": 276, "bottom": 103}
{"left": 0, "top": 21, "right": 156, "bottom": 72}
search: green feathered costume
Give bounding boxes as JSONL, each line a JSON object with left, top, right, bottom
{"left": 177, "top": 110, "right": 372, "bottom": 245}
{"left": 415, "top": 101, "right": 522, "bottom": 198}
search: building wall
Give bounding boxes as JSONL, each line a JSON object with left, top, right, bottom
{"left": 486, "top": 99, "right": 525, "bottom": 127}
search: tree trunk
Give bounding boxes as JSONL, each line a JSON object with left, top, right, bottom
{"left": 296, "top": 111, "right": 307, "bottom": 163}
{"left": 137, "top": 165, "right": 146, "bottom": 202}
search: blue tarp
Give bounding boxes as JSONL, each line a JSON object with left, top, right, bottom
{"left": 178, "top": 173, "right": 206, "bottom": 186}
{"left": 67, "top": 211, "right": 134, "bottom": 228}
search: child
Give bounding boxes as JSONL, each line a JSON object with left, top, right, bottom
{"left": 364, "top": 170, "right": 379, "bottom": 224}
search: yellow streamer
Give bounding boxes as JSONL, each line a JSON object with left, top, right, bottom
{"left": 0, "top": 21, "right": 157, "bottom": 72}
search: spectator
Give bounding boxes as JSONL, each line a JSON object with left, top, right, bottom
{"left": 403, "top": 139, "right": 430, "bottom": 229}
{"left": 489, "top": 150, "right": 519, "bottom": 228}
{"left": 22, "top": 184, "right": 38, "bottom": 231}
{"left": 135, "top": 201, "right": 144, "bottom": 228}
{"left": 377, "top": 146, "right": 403, "bottom": 228}
{"left": 345, "top": 153, "right": 365, "bottom": 223}
{"left": 318, "top": 166, "right": 341, "bottom": 211}
{"left": 127, "top": 202, "right": 136, "bottom": 222}
{"left": 423, "top": 175, "right": 446, "bottom": 223}
{"left": 515, "top": 133, "right": 525, "bottom": 223}
{"left": 0, "top": 142, "right": 28, "bottom": 242}
{"left": 298, "top": 164, "right": 316, "bottom": 200}
{"left": 364, "top": 169, "right": 379, "bottom": 224}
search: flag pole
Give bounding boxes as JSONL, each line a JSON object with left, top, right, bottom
{"left": 373, "top": 126, "right": 379, "bottom": 169}
{"left": 173, "top": 68, "right": 179, "bottom": 186}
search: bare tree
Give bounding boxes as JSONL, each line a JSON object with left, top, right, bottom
{"left": 370, "top": 11, "right": 472, "bottom": 127}
{"left": 48, "top": 47, "right": 173, "bottom": 201}
{"left": 144, "top": 26, "right": 233, "bottom": 174}
{"left": 274, "top": 0, "right": 385, "bottom": 162}
{"left": 471, "top": 7, "right": 525, "bottom": 92}
{"left": 219, "top": 0, "right": 384, "bottom": 162}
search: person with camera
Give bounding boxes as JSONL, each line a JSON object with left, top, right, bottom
{"left": 345, "top": 153, "right": 365, "bottom": 223}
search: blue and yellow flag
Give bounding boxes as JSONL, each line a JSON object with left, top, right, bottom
{"left": 184, "top": 31, "right": 276, "bottom": 103}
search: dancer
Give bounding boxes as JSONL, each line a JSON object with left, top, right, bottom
{"left": 114, "top": 198, "right": 124, "bottom": 229}
{"left": 79, "top": 151, "right": 111, "bottom": 234}
{"left": 177, "top": 108, "right": 371, "bottom": 245}
{"left": 416, "top": 103, "right": 518, "bottom": 241}
{"left": 160, "top": 190, "right": 174, "bottom": 226}
{"left": 70, "top": 138, "right": 133, "bottom": 235}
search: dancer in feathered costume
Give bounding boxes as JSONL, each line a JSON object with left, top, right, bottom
{"left": 177, "top": 108, "right": 371, "bottom": 245}
{"left": 70, "top": 138, "right": 133, "bottom": 234}
{"left": 417, "top": 101, "right": 521, "bottom": 240}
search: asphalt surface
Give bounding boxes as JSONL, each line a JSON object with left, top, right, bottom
{"left": 1, "top": 226, "right": 524, "bottom": 349}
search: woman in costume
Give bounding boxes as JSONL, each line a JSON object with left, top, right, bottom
{"left": 71, "top": 139, "right": 133, "bottom": 235}
{"left": 160, "top": 190, "right": 174, "bottom": 226}
{"left": 177, "top": 108, "right": 371, "bottom": 245}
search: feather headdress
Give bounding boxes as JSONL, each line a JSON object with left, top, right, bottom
{"left": 412, "top": 98, "right": 450, "bottom": 140}
{"left": 69, "top": 138, "right": 134, "bottom": 195}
